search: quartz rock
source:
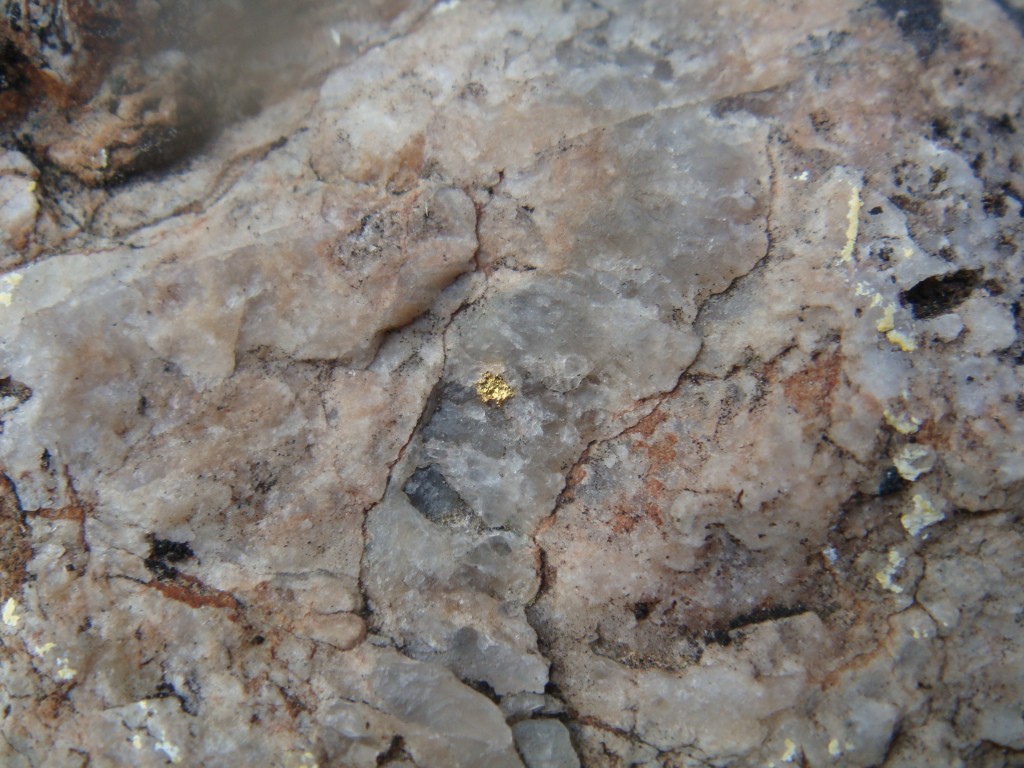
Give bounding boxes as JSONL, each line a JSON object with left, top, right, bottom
{"left": 512, "top": 719, "right": 580, "bottom": 768}
{"left": 0, "top": 0, "right": 1022, "bottom": 766}
{"left": 0, "top": 152, "right": 38, "bottom": 267}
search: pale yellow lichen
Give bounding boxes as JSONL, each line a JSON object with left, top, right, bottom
{"left": 838, "top": 182, "right": 862, "bottom": 263}
{"left": 2, "top": 597, "right": 21, "bottom": 627}
{"left": 902, "top": 494, "right": 945, "bottom": 536}
{"left": 476, "top": 371, "right": 514, "bottom": 406}
{"left": 284, "top": 751, "right": 321, "bottom": 768}
{"left": 911, "top": 625, "right": 934, "bottom": 640}
{"left": 886, "top": 329, "right": 916, "bottom": 352}
{"left": 0, "top": 272, "right": 24, "bottom": 307}
{"left": 875, "top": 549, "right": 905, "bottom": 593}
{"left": 883, "top": 409, "right": 921, "bottom": 435}
{"left": 828, "top": 739, "right": 842, "bottom": 757}
{"left": 156, "top": 740, "right": 183, "bottom": 764}
{"left": 55, "top": 657, "right": 77, "bottom": 681}
{"left": 893, "top": 444, "right": 934, "bottom": 481}
{"left": 876, "top": 303, "right": 896, "bottom": 333}
{"left": 781, "top": 738, "right": 799, "bottom": 762}
{"left": 32, "top": 642, "right": 56, "bottom": 656}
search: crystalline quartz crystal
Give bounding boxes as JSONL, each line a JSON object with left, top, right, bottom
{"left": 0, "top": 0, "right": 1022, "bottom": 766}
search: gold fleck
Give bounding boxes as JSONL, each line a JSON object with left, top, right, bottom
{"left": 476, "top": 371, "right": 514, "bottom": 406}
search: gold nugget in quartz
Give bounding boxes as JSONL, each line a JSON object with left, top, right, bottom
{"left": 475, "top": 371, "right": 514, "bottom": 406}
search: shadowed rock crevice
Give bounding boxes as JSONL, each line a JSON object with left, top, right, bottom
{"left": 899, "top": 268, "right": 981, "bottom": 319}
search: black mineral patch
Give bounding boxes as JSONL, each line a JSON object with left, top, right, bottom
{"left": 878, "top": 466, "right": 906, "bottom": 496}
{"left": 145, "top": 537, "right": 195, "bottom": 577}
{"left": 899, "top": 268, "right": 980, "bottom": 319}
{"left": 0, "top": 376, "right": 32, "bottom": 403}
{"left": 403, "top": 464, "right": 475, "bottom": 527}
{"left": 876, "top": 0, "right": 947, "bottom": 57}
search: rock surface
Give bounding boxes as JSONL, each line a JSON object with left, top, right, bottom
{"left": 1, "top": 1, "right": 1022, "bottom": 766}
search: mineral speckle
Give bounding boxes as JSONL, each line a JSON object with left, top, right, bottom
{"left": 0, "top": 0, "right": 1022, "bottom": 766}
{"left": 475, "top": 372, "right": 515, "bottom": 407}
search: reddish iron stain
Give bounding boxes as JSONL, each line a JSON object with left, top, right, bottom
{"left": 627, "top": 408, "right": 669, "bottom": 440}
{"left": 782, "top": 351, "right": 842, "bottom": 417}
{"left": 611, "top": 505, "right": 638, "bottom": 534}
{"left": 32, "top": 505, "right": 86, "bottom": 523}
{"left": 149, "top": 574, "right": 239, "bottom": 613}
{"left": 557, "top": 461, "right": 590, "bottom": 506}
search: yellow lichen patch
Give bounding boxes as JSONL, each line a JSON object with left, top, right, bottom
{"left": 893, "top": 444, "right": 934, "bottom": 481}
{"left": 781, "top": 738, "right": 799, "bottom": 762}
{"left": 828, "top": 739, "right": 842, "bottom": 757}
{"left": 875, "top": 303, "right": 896, "bottom": 333}
{"left": 838, "top": 182, "right": 862, "bottom": 263}
{"left": 156, "top": 740, "right": 183, "bottom": 764}
{"left": 911, "top": 624, "right": 934, "bottom": 640}
{"left": 2, "top": 597, "right": 21, "bottom": 627}
{"left": 864, "top": 294, "right": 916, "bottom": 351}
{"left": 55, "top": 657, "right": 77, "bottom": 681}
{"left": 476, "top": 371, "right": 514, "bottom": 406}
{"left": 0, "top": 272, "right": 24, "bottom": 307}
{"left": 902, "top": 494, "right": 945, "bottom": 537}
{"left": 32, "top": 642, "right": 56, "bottom": 656}
{"left": 875, "top": 549, "right": 905, "bottom": 593}
{"left": 883, "top": 409, "right": 921, "bottom": 435}
{"left": 886, "top": 329, "right": 916, "bottom": 352}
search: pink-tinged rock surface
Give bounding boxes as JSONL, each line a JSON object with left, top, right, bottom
{"left": 1, "top": 1, "right": 1022, "bottom": 766}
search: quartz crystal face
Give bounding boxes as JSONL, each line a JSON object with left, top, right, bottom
{"left": 0, "top": 1, "right": 1022, "bottom": 766}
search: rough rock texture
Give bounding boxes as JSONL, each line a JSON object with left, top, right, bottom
{"left": 1, "top": 1, "right": 1023, "bottom": 766}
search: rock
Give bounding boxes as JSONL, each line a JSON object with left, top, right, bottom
{"left": 0, "top": 176, "right": 36, "bottom": 250}
{"left": 41, "top": 52, "right": 208, "bottom": 186}
{"left": 512, "top": 719, "right": 580, "bottom": 768}
{"left": 0, "top": 151, "right": 39, "bottom": 265}
{"left": 0, "top": 0, "right": 1022, "bottom": 766}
